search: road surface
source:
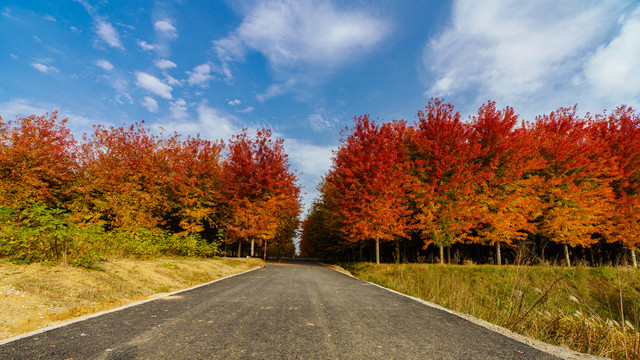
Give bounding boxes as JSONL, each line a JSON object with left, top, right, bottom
{"left": 1, "top": 261, "right": 560, "bottom": 359}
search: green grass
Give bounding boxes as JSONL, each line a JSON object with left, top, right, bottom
{"left": 342, "top": 262, "right": 640, "bottom": 359}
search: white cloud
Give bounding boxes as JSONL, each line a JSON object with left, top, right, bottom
{"left": 44, "top": 14, "right": 56, "bottom": 22}
{"left": 141, "top": 96, "right": 158, "bottom": 112}
{"left": 0, "top": 99, "right": 98, "bottom": 138}
{"left": 237, "top": 106, "right": 254, "bottom": 113}
{"left": 135, "top": 72, "right": 172, "bottom": 99}
{"left": 187, "top": 63, "right": 214, "bottom": 86}
{"left": 228, "top": 99, "right": 241, "bottom": 106}
{"left": 583, "top": 6, "right": 640, "bottom": 104}
{"left": 154, "top": 19, "right": 177, "bottom": 38}
{"left": 96, "top": 59, "right": 114, "bottom": 70}
{"left": 213, "top": 0, "right": 389, "bottom": 79}
{"left": 308, "top": 112, "right": 336, "bottom": 131}
{"left": 110, "top": 77, "right": 133, "bottom": 104}
{"left": 158, "top": 103, "right": 239, "bottom": 141}
{"left": 165, "top": 75, "right": 183, "bottom": 86}
{"left": 137, "top": 40, "right": 154, "bottom": 51}
{"left": 424, "top": 0, "right": 637, "bottom": 115}
{"left": 9, "top": 53, "right": 18, "bottom": 59}
{"left": 284, "top": 139, "right": 337, "bottom": 213}
{"left": 256, "top": 80, "right": 296, "bottom": 102}
{"left": 31, "top": 63, "right": 59, "bottom": 73}
{"left": 155, "top": 59, "right": 177, "bottom": 69}
{"left": 96, "top": 20, "right": 123, "bottom": 49}
{"left": 170, "top": 98, "right": 189, "bottom": 120}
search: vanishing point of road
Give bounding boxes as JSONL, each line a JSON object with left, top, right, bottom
{"left": 1, "top": 261, "right": 561, "bottom": 359}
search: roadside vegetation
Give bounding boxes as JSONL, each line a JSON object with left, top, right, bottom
{"left": 0, "top": 257, "right": 263, "bottom": 340}
{"left": 301, "top": 99, "right": 640, "bottom": 267}
{"left": 0, "top": 113, "right": 300, "bottom": 266}
{"left": 343, "top": 262, "right": 639, "bottom": 360}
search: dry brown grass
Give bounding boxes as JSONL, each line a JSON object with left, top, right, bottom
{"left": 0, "top": 257, "right": 263, "bottom": 340}
{"left": 344, "top": 262, "right": 640, "bottom": 360}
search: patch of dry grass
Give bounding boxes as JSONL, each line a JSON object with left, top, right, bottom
{"left": 343, "top": 263, "right": 640, "bottom": 360}
{"left": 0, "top": 257, "right": 263, "bottom": 340}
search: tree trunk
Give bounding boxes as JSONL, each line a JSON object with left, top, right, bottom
{"left": 447, "top": 246, "right": 451, "bottom": 264}
{"left": 395, "top": 242, "right": 400, "bottom": 264}
{"left": 375, "top": 238, "right": 380, "bottom": 264}
{"left": 496, "top": 242, "right": 502, "bottom": 266}
{"left": 237, "top": 241, "right": 242, "bottom": 258}
{"left": 224, "top": 242, "right": 227, "bottom": 256}
{"left": 563, "top": 244, "right": 571, "bottom": 267}
{"left": 264, "top": 240, "right": 268, "bottom": 260}
{"left": 589, "top": 247, "right": 596, "bottom": 267}
{"left": 631, "top": 248, "right": 637, "bottom": 268}
{"left": 439, "top": 246, "right": 444, "bottom": 265}
{"left": 251, "top": 240, "right": 255, "bottom": 257}
{"left": 359, "top": 244, "right": 363, "bottom": 262}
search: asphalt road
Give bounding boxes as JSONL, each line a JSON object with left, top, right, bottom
{"left": 0, "top": 261, "right": 559, "bottom": 359}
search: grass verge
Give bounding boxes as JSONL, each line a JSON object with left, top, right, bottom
{"left": 342, "top": 262, "right": 640, "bottom": 360}
{"left": 0, "top": 256, "right": 263, "bottom": 340}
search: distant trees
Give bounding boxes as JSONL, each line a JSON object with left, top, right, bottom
{"left": 0, "top": 114, "right": 301, "bottom": 264}
{"left": 300, "top": 100, "right": 640, "bottom": 267}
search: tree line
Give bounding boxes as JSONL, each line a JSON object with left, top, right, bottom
{"left": 0, "top": 112, "right": 301, "bottom": 265}
{"left": 300, "top": 99, "right": 640, "bottom": 267}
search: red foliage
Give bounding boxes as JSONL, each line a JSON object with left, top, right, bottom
{"left": 325, "top": 115, "right": 412, "bottom": 251}
{"left": 0, "top": 112, "right": 76, "bottom": 208}
{"left": 410, "top": 99, "right": 482, "bottom": 249}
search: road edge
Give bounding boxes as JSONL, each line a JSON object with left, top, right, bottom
{"left": 323, "top": 264, "right": 608, "bottom": 360}
{"left": 0, "top": 264, "right": 265, "bottom": 346}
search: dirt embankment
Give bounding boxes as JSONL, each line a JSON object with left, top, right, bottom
{"left": 0, "top": 257, "right": 264, "bottom": 340}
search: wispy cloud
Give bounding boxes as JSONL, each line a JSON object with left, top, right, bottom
{"left": 0, "top": 99, "right": 100, "bottom": 138}
{"left": 75, "top": 0, "right": 124, "bottom": 50}
{"left": 31, "top": 63, "right": 59, "bottom": 74}
{"left": 43, "top": 14, "right": 56, "bottom": 22}
{"left": 228, "top": 99, "right": 241, "bottom": 106}
{"left": 237, "top": 106, "right": 254, "bottom": 113}
{"left": 424, "top": 0, "right": 637, "bottom": 116}
{"left": 96, "top": 20, "right": 123, "bottom": 49}
{"left": 308, "top": 112, "right": 337, "bottom": 131}
{"left": 96, "top": 59, "right": 113, "bottom": 70}
{"left": 212, "top": 0, "right": 390, "bottom": 99}
{"left": 135, "top": 72, "right": 172, "bottom": 99}
{"left": 141, "top": 96, "right": 158, "bottom": 112}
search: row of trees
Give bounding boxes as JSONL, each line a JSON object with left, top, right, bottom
{"left": 0, "top": 112, "right": 301, "bottom": 263}
{"left": 300, "top": 99, "right": 640, "bottom": 267}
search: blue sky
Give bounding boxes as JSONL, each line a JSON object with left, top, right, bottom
{"left": 1, "top": 0, "right": 640, "bottom": 213}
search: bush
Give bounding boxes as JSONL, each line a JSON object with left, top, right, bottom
{"left": 0, "top": 202, "right": 222, "bottom": 265}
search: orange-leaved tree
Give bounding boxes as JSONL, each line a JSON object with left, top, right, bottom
{"left": 470, "top": 102, "right": 544, "bottom": 265}
{"left": 324, "top": 116, "right": 412, "bottom": 264}
{"left": 161, "top": 135, "right": 225, "bottom": 238}
{"left": 531, "top": 107, "right": 616, "bottom": 266}
{"left": 591, "top": 105, "right": 640, "bottom": 267}
{"left": 409, "top": 99, "right": 482, "bottom": 264}
{"left": 74, "top": 122, "right": 170, "bottom": 230}
{"left": 0, "top": 112, "right": 76, "bottom": 209}
{"left": 222, "top": 129, "right": 300, "bottom": 258}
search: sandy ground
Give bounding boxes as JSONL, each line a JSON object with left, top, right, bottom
{"left": 0, "top": 257, "right": 263, "bottom": 340}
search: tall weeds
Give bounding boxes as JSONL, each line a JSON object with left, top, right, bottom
{"left": 344, "top": 262, "right": 640, "bottom": 359}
